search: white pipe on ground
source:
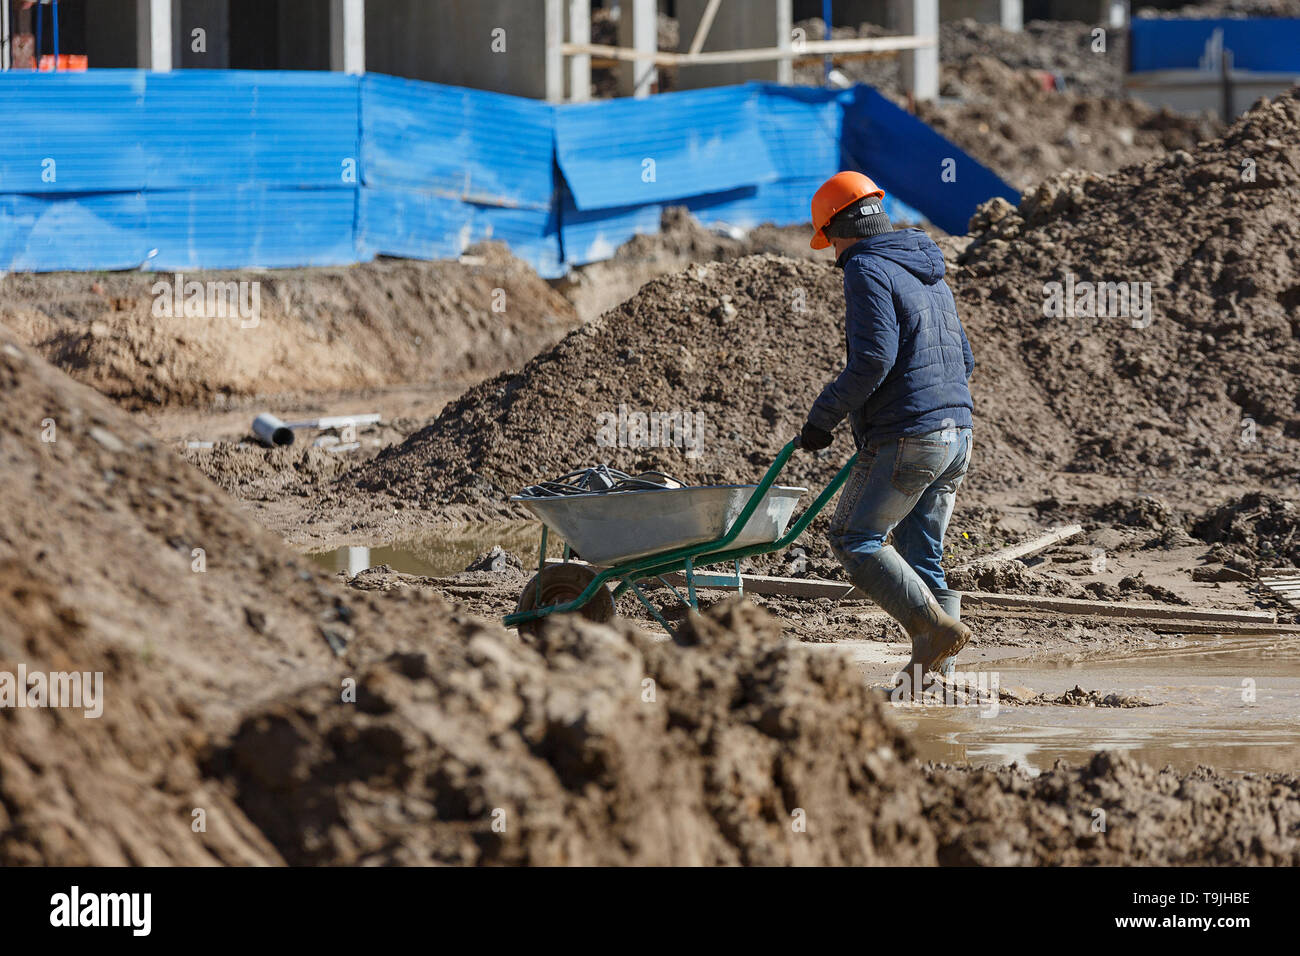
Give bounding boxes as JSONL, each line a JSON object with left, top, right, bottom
{"left": 252, "top": 413, "right": 295, "bottom": 447}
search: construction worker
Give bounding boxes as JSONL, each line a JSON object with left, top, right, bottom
{"left": 799, "top": 171, "right": 975, "bottom": 694}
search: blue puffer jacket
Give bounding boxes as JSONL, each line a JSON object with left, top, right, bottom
{"left": 807, "top": 229, "right": 974, "bottom": 448}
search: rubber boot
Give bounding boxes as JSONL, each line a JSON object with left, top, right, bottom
{"left": 849, "top": 547, "right": 972, "bottom": 694}
{"left": 934, "top": 588, "right": 962, "bottom": 677}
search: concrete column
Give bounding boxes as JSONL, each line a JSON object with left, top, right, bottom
{"left": 775, "top": 0, "right": 793, "bottom": 85}
{"left": 1000, "top": 0, "right": 1023, "bottom": 32}
{"left": 568, "top": 0, "right": 591, "bottom": 102}
{"left": 1, "top": 0, "right": 10, "bottom": 70}
{"left": 898, "top": 0, "right": 938, "bottom": 102}
{"left": 330, "top": 0, "right": 365, "bottom": 74}
{"left": 617, "top": 0, "right": 657, "bottom": 98}
{"left": 138, "top": 0, "right": 173, "bottom": 70}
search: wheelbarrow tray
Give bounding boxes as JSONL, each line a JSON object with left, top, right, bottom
{"left": 512, "top": 483, "right": 807, "bottom": 566}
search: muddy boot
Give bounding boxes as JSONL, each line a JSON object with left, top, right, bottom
{"left": 850, "top": 547, "right": 971, "bottom": 694}
{"left": 934, "top": 588, "right": 962, "bottom": 677}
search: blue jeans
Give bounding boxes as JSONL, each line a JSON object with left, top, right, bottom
{"left": 828, "top": 427, "right": 972, "bottom": 594}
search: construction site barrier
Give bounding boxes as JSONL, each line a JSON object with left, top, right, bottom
{"left": 1, "top": 70, "right": 1017, "bottom": 276}
{"left": 1129, "top": 17, "right": 1300, "bottom": 73}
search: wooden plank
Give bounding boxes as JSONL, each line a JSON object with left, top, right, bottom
{"left": 960, "top": 591, "right": 1275, "bottom": 623}
{"left": 546, "top": 562, "right": 1283, "bottom": 626}
{"left": 656, "top": 570, "right": 1277, "bottom": 624}
{"left": 561, "top": 35, "right": 935, "bottom": 67}
{"left": 952, "top": 524, "right": 1084, "bottom": 570}
{"left": 960, "top": 609, "right": 1299, "bottom": 636}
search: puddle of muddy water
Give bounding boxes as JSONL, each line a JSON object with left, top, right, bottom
{"left": 306, "top": 522, "right": 552, "bottom": 577}
{"left": 889, "top": 635, "right": 1300, "bottom": 776}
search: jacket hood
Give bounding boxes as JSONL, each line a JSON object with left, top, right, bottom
{"left": 836, "top": 228, "right": 946, "bottom": 285}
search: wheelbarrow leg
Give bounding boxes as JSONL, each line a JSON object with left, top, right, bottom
{"left": 624, "top": 576, "right": 678, "bottom": 636}
{"left": 537, "top": 525, "right": 548, "bottom": 575}
{"left": 685, "top": 557, "right": 698, "bottom": 609}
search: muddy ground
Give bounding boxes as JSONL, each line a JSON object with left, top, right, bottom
{"left": 8, "top": 326, "right": 1296, "bottom": 866}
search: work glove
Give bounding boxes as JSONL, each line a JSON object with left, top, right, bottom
{"left": 798, "top": 422, "right": 833, "bottom": 451}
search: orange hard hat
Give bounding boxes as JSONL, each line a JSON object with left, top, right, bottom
{"left": 809, "top": 171, "right": 886, "bottom": 249}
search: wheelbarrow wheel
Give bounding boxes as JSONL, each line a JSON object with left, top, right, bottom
{"left": 514, "top": 563, "right": 615, "bottom": 638}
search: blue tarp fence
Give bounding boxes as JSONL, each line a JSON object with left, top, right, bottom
{"left": 1129, "top": 17, "right": 1300, "bottom": 73}
{"left": 0, "top": 70, "right": 1018, "bottom": 276}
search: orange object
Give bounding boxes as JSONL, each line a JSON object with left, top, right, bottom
{"left": 809, "top": 171, "right": 885, "bottom": 249}
{"left": 39, "top": 54, "right": 89, "bottom": 72}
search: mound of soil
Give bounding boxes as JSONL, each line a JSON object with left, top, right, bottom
{"left": 937, "top": 18, "right": 1125, "bottom": 99}
{"left": 0, "top": 243, "right": 579, "bottom": 410}
{"left": 209, "top": 600, "right": 935, "bottom": 865}
{"left": 948, "top": 560, "right": 1089, "bottom": 597}
{"left": 346, "top": 90, "right": 1300, "bottom": 524}
{"left": 1088, "top": 495, "right": 1187, "bottom": 531}
{"left": 958, "top": 88, "right": 1300, "bottom": 484}
{"left": 0, "top": 329, "right": 350, "bottom": 863}
{"left": 183, "top": 442, "right": 359, "bottom": 503}
{"left": 794, "top": 18, "right": 1126, "bottom": 98}
{"left": 917, "top": 56, "right": 1218, "bottom": 192}
{"left": 207, "top": 595, "right": 1300, "bottom": 866}
{"left": 345, "top": 253, "right": 852, "bottom": 517}
{"left": 1193, "top": 492, "right": 1300, "bottom": 569}
{"left": 560, "top": 207, "right": 819, "bottom": 322}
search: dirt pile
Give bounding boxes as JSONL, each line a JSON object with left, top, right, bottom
{"left": 795, "top": 18, "right": 1125, "bottom": 99}
{"left": 937, "top": 18, "right": 1124, "bottom": 99}
{"left": 207, "top": 594, "right": 1300, "bottom": 866}
{"left": 957, "top": 88, "right": 1300, "bottom": 485}
{"left": 0, "top": 243, "right": 579, "bottom": 410}
{"left": 345, "top": 253, "right": 852, "bottom": 518}
{"left": 1193, "top": 492, "right": 1300, "bottom": 570}
{"left": 918, "top": 56, "right": 1218, "bottom": 192}
{"left": 182, "top": 442, "right": 360, "bottom": 503}
{"left": 0, "top": 327, "right": 515, "bottom": 863}
{"left": 0, "top": 329, "right": 348, "bottom": 863}
{"left": 561, "top": 208, "right": 818, "bottom": 322}
{"left": 210, "top": 600, "right": 936, "bottom": 865}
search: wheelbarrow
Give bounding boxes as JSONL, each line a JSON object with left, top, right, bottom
{"left": 504, "top": 439, "right": 859, "bottom": 636}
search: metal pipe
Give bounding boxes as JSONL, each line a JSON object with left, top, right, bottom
{"left": 251, "top": 413, "right": 294, "bottom": 447}
{"left": 822, "top": 0, "right": 832, "bottom": 81}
